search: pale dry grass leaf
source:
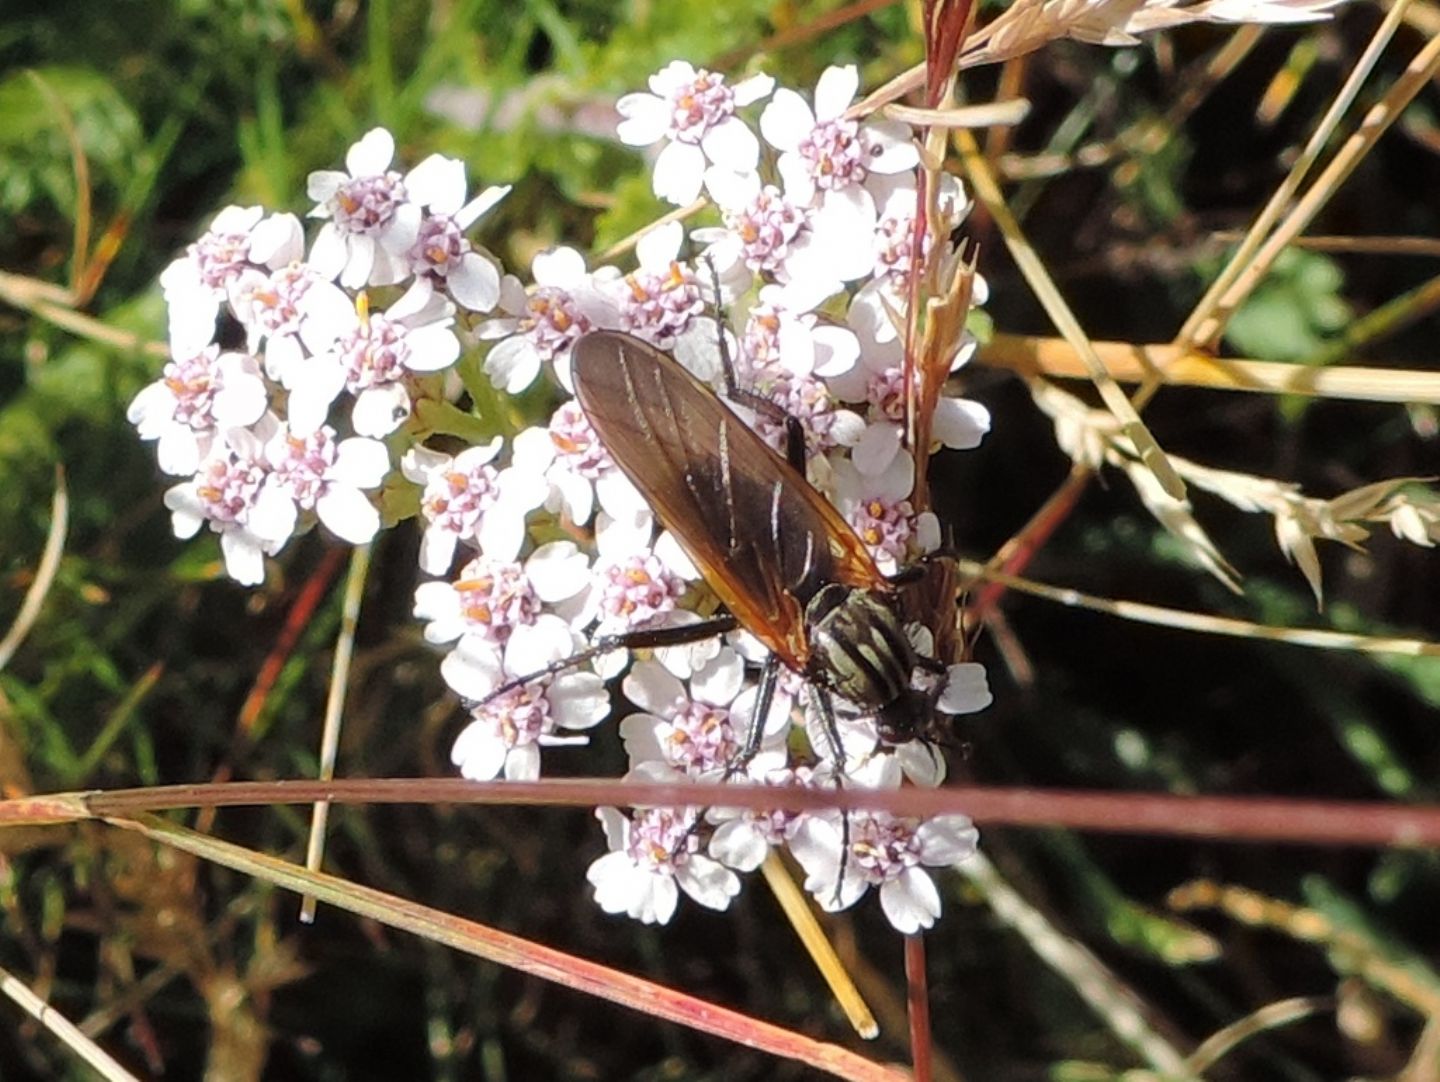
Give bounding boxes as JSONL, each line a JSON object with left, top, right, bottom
{"left": 1027, "top": 382, "right": 1440, "bottom": 605}
{"left": 1128, "top": 0, "right": 1346, "bottom": 33}
{"left": 959, "top": 0, "right": 1343, "bottom": 69}
{"left": 983, "top": 332, "right": 1440, "bottom": 406}
{"left": 957, "top": 131, "right": 1188, "bottom": 501}
{"left": 0, "top": 965, "right": 139, "bottom": 1082}
{"left": 1175, "top": 463, "right": 1440, "bottom": 606}
{"left": 1030, "top": 380, "right": 1242, "bottom": 589}
{"left": 958, "top": 559, "right": 1440, "bottom": 658}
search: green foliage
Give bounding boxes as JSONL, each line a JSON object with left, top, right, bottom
{"left": 1224, "top": 248, "right": 1353, "bottom": 362}
{"left": 0, "top": 68, "right": 143, "bottom": 218}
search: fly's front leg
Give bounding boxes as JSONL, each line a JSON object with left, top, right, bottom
{"left": 476, "top": 614, "right": 739, "bottom": 706}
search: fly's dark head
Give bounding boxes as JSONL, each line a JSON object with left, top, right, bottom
{"left": 873, "top": 684, "right": 938, "bottom": 745}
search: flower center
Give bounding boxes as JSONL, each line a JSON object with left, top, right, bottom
{"left": 666, "top": 70, "right": 735, "bottom": 145}
{"left": 331, "top": 172, "right": 407, "bottom": 235}
{"left": 598, "top": 554, "right": 685, "bottom": 629}
{"left": 453, "top": 558, "right": 541, "bottom": 644}
{"left": 620, "top": 263, "right": 704, "bottom": 347}
{"left": 268, "top": 428, "right": 340, "bottom": 510}
{"left": 548, "top": 400, "right": 612, "bottom": 478}
{"left": 338, "top": 313, "right": 410, "bottom": 391}
{"left": 521, "top": 288, "right": 590, "bottom": 364}
{"left": 799, "top": 117, "right": 871, "bottom": 191}
{"left": 422, "top": 460, "right": 502, "bottom": 537}
{"left": 412, "top": 214, "right": 469, "bottom": 276}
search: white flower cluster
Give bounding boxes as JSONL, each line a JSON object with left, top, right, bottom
{"left": 131, "top": 129, "right": 510, "bottom": 584}
{"left": 133, "top": 62, "right": 996, "bottom": 934}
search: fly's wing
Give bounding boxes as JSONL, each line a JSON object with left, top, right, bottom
{"left": 572, "top": 331, "right": 888, "bottom": 667}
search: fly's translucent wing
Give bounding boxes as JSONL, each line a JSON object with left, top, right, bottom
{"left": 572, "top": 330, "right": 889, "bottom": 667}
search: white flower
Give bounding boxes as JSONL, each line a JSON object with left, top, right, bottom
{"left": 742, "top": 293, "right": 860, "bottom": 381}
{"left": 509, "top": 401, "right": 649, "bottom": 528}
{"left": 399, "top": 153, "right": 509, "bottom": 312}
{"left": 938, "top": 661, "right": 993, "bottom": 715}
{"left": 830, "top": 453, "right": 917, "bottom": 572}
{"left": 694, "top": 171, "right": 808, "bottom": 279}
{"left": 401, "top": 440, "right": 546, "bottom": 574}
{"left": 619, "top": 653, "right": 788, "bottom": 779}
{"left": 127, "top": 346, "right": 268, "bottom": 476}
{"left": 159, "top": 206, "right": 298, "bottom": 355}
{"left": 616, "top": 61, "right": 774, "bottom": 206}
{"left": 829, "top": 310, "right": 990, "bottom": 476}
{"left": 846, "top": 174, "right": 973, "bottom": 342}
{"left": 295, "top": 284, "right": 460, "bottom": 437}
{"left": 476, "top": 247, "right": 620, "bottom": 393}
{"left": 708, "top": 764, "right": 827, "bottom": 872}
{"left": 228, "top": 260, "right": 354, "bottom": 389}
{"left": 162, "top": 419, "right": 297, "bottom": 586}
{"left": 414, "top": 542, "right": 590, "bottom": 700}
{"left": 613, "top": 222, "right": 723, "bottom": 379}
{"left": 306, "top": 127, "right": 422, "bottom": 289}
{"left": 759, "top": 65, "right": 918, "bottom": 209}
{"left": 264, "top": 424, "right": 389, "bottom": 545}
{"left": 587, "top": 802, "right": 741, "bottom": 924}
{"left": 451, "top": 671, "right": 608, "bottom": 781}
{"left": 787, "top": 758, "right": 978, "bottom": 932}
{"left": 589, "top": 550, "right": 689, "bottom": 636}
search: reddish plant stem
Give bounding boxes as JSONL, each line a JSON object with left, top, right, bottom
{"left": 905, "top": 935, "right": 934, "bottom": 1082}
{"left": 9, "top": 779, "right": 1437, "bottom": 849}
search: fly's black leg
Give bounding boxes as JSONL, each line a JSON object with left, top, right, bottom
{"left": 475, "top": 614, "right": 739, "bottom": 706}
{"left": 718, "top": 651, "right": 782, "bottom": 783}
{"left": 810, "top": 687, "right": 853, "bottom": 907}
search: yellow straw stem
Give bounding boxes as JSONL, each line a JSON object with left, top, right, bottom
{"left": 760, "top": 852, "right": 879, "bottom": 1040}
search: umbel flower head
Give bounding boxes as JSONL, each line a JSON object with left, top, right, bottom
{"left": 136, "top": 58, "right": 999, "bottom": 933}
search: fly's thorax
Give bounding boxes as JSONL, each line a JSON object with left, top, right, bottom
{"left": 803, "top": 583, "right": 918, "bottom": 719}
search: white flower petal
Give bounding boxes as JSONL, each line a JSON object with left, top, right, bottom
{"left": 853, "top": 421, "right": 904, "bottom": 476}
{"left": 316, "top": 486, "right": 380, "bottom": 544}
{"left": 330, "top": 437, "right": 390, "bottom": 488}
{"left": 548, "top": 672, "right": 610, "bottom": 731}
{"left": 677, "top": 855, "right": 741, "bottom": 911}
{"left": 405, "top": 153, "right": 467, "bottom": 212}
{"left": 533, "top": 246, "right": 588, "bottom": 288}
{"left": 732, "top": 72, "right": 776, "bottom": 107}
{"left": 483, "top": 335, "right": 542, "bottom": 393}
{"left": 451, "top": 720, "right": 508, "bottom": 780}
{"left": 615, "top": 94, "right": 671, "bottom": 146}
{"left": 351, "top": 383, "right": 411, "bottom": 437}
{"left": 759, "top": 89, "right": 814, "bottom": 153}
{"left": 447, "top": 253, "right": 501, "bottom": 312}
{"left": 934, "top": 397, "right": 991, "bottom": 449}
{"left": 651, "top": 141, "right": 706, "bottom": 206}
{"left": 700, "top": 117, "right": 760, "bottom": 172}
{"left": 401, "top": 323, "right": 461, "bottom": 373}
{"left": 420, "top": 520, "right": 461, "bottom": 575}
{"left": 916, "top": 815, "right": 979, "bottom": 865}
{"left": 709, "top": 820, "right": 769, "bottom": 872}
{"left": 939, "top": 662, "right": 993, "bottom": 714}
{"left": 219, "top": 529, "right": 268, "bottom": 586}
{"left": 814, "top": 65, "right": 859, "bottom": 121}
{"left": 880, "top": 868, "right": 941, "bottom": 933}
{"left": 440, "top": 637, "right": 504, "bottom": 699}
{"left": 346, "top": 127, "right": 395, "bottom": 176}
{"left": 526, "top": 541, "right": 591, "bottom": 602}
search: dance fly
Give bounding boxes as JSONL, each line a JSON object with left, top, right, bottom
{"left": 570, "top": 330, "right": 947, "bottom": 752}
